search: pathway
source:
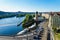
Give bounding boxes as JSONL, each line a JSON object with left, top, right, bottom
{"left": 39, "top": 21, "right": 48, "bottom": 40}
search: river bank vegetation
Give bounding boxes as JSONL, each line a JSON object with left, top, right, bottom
{"left": 0, "top": 13, "right": 35, "bottom": 19}
{"left": 0, "top": 14, "right": 26, "bottom": 19}
{"left": 0, "top": 11, "right": 35, "bottom": 19}
{"left": 22, "top": 14, "right": 35, "bottom": 28}
{"left": 0, "top": 15, "right": 15, "bottom": 19}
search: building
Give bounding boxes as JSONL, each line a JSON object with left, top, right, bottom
{"left": 42, "top": 12, "right": 49, "bottom": 19}
{"left": 51, "top": 12, "right": 60, "bottom": 29}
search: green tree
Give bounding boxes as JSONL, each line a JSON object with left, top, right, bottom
{"left": 22, "top": 14, "right": 34, "bottom": 28}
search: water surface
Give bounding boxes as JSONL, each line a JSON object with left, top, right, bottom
{"left": 0, "top": 17, "right": 25, "bottom": 36}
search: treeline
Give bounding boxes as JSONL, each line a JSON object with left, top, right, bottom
{"left": 0, "top": 14, "right": 16, "bottom": 19}
{"left": 0, "top": 13, "right": 35, "bottom": 19}
{"left": 16, "top": 14, "right": 26, "bottom": 17}
{"left": 0, "top": 11, "right": 36, "bottom": 19}
{"left": 0, "top": 14, "right": 26, "bottom": 19}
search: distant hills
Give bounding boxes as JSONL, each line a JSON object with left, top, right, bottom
{"left": 0, "top": 11, "right": 59, "bottom": 15}
{"left": 0, "top": 11, "right": 23, "bottom": 15}
{"left": 0, "top": 11, "right": 36, "bottom": 15}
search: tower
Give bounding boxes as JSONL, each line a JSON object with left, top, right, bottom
{"left": 35, "top": 11, "right": 38, "bottom": 21}
{"left": 35, "top": 11, "right": 38, "bottom": 26}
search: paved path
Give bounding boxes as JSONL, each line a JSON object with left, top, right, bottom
{"left": 39, "top": 21, "right": 48, "bottom": 40}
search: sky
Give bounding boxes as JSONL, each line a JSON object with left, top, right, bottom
{"left": 0, "top": 0, "right": 60, "bottom": 12}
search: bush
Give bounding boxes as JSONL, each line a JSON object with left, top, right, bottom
{"left": 56, "top": 29, "right": 60, "bottom": 33}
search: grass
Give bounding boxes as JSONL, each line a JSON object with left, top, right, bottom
{"left": 54, "top": 33, "right": 60, "bottom": 40}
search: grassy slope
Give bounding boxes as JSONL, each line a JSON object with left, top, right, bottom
{"left": 55, "top": 33, "right": 60, "bottom": 40}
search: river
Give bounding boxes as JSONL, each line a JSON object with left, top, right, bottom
{"left": 0, "top": 17, "right": 25, "bottom": 36}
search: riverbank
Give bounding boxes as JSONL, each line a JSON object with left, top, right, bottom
{"left": 0, "top": 17, "right": 25, "bottom": 36}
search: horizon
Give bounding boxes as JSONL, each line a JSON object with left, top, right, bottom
{"left": 0, "top": 0, "right": 60, "bottom": 12}
{"left": 1, "top": 10, "right": 60, "bottom": 12}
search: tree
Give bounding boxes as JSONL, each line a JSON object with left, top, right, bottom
{"left": 22, "top": 14, "right": 34, "bottom": 28}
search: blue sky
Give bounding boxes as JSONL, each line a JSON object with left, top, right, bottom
{"left": 0, "top": 0, "right": 60, "bottom": 12}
